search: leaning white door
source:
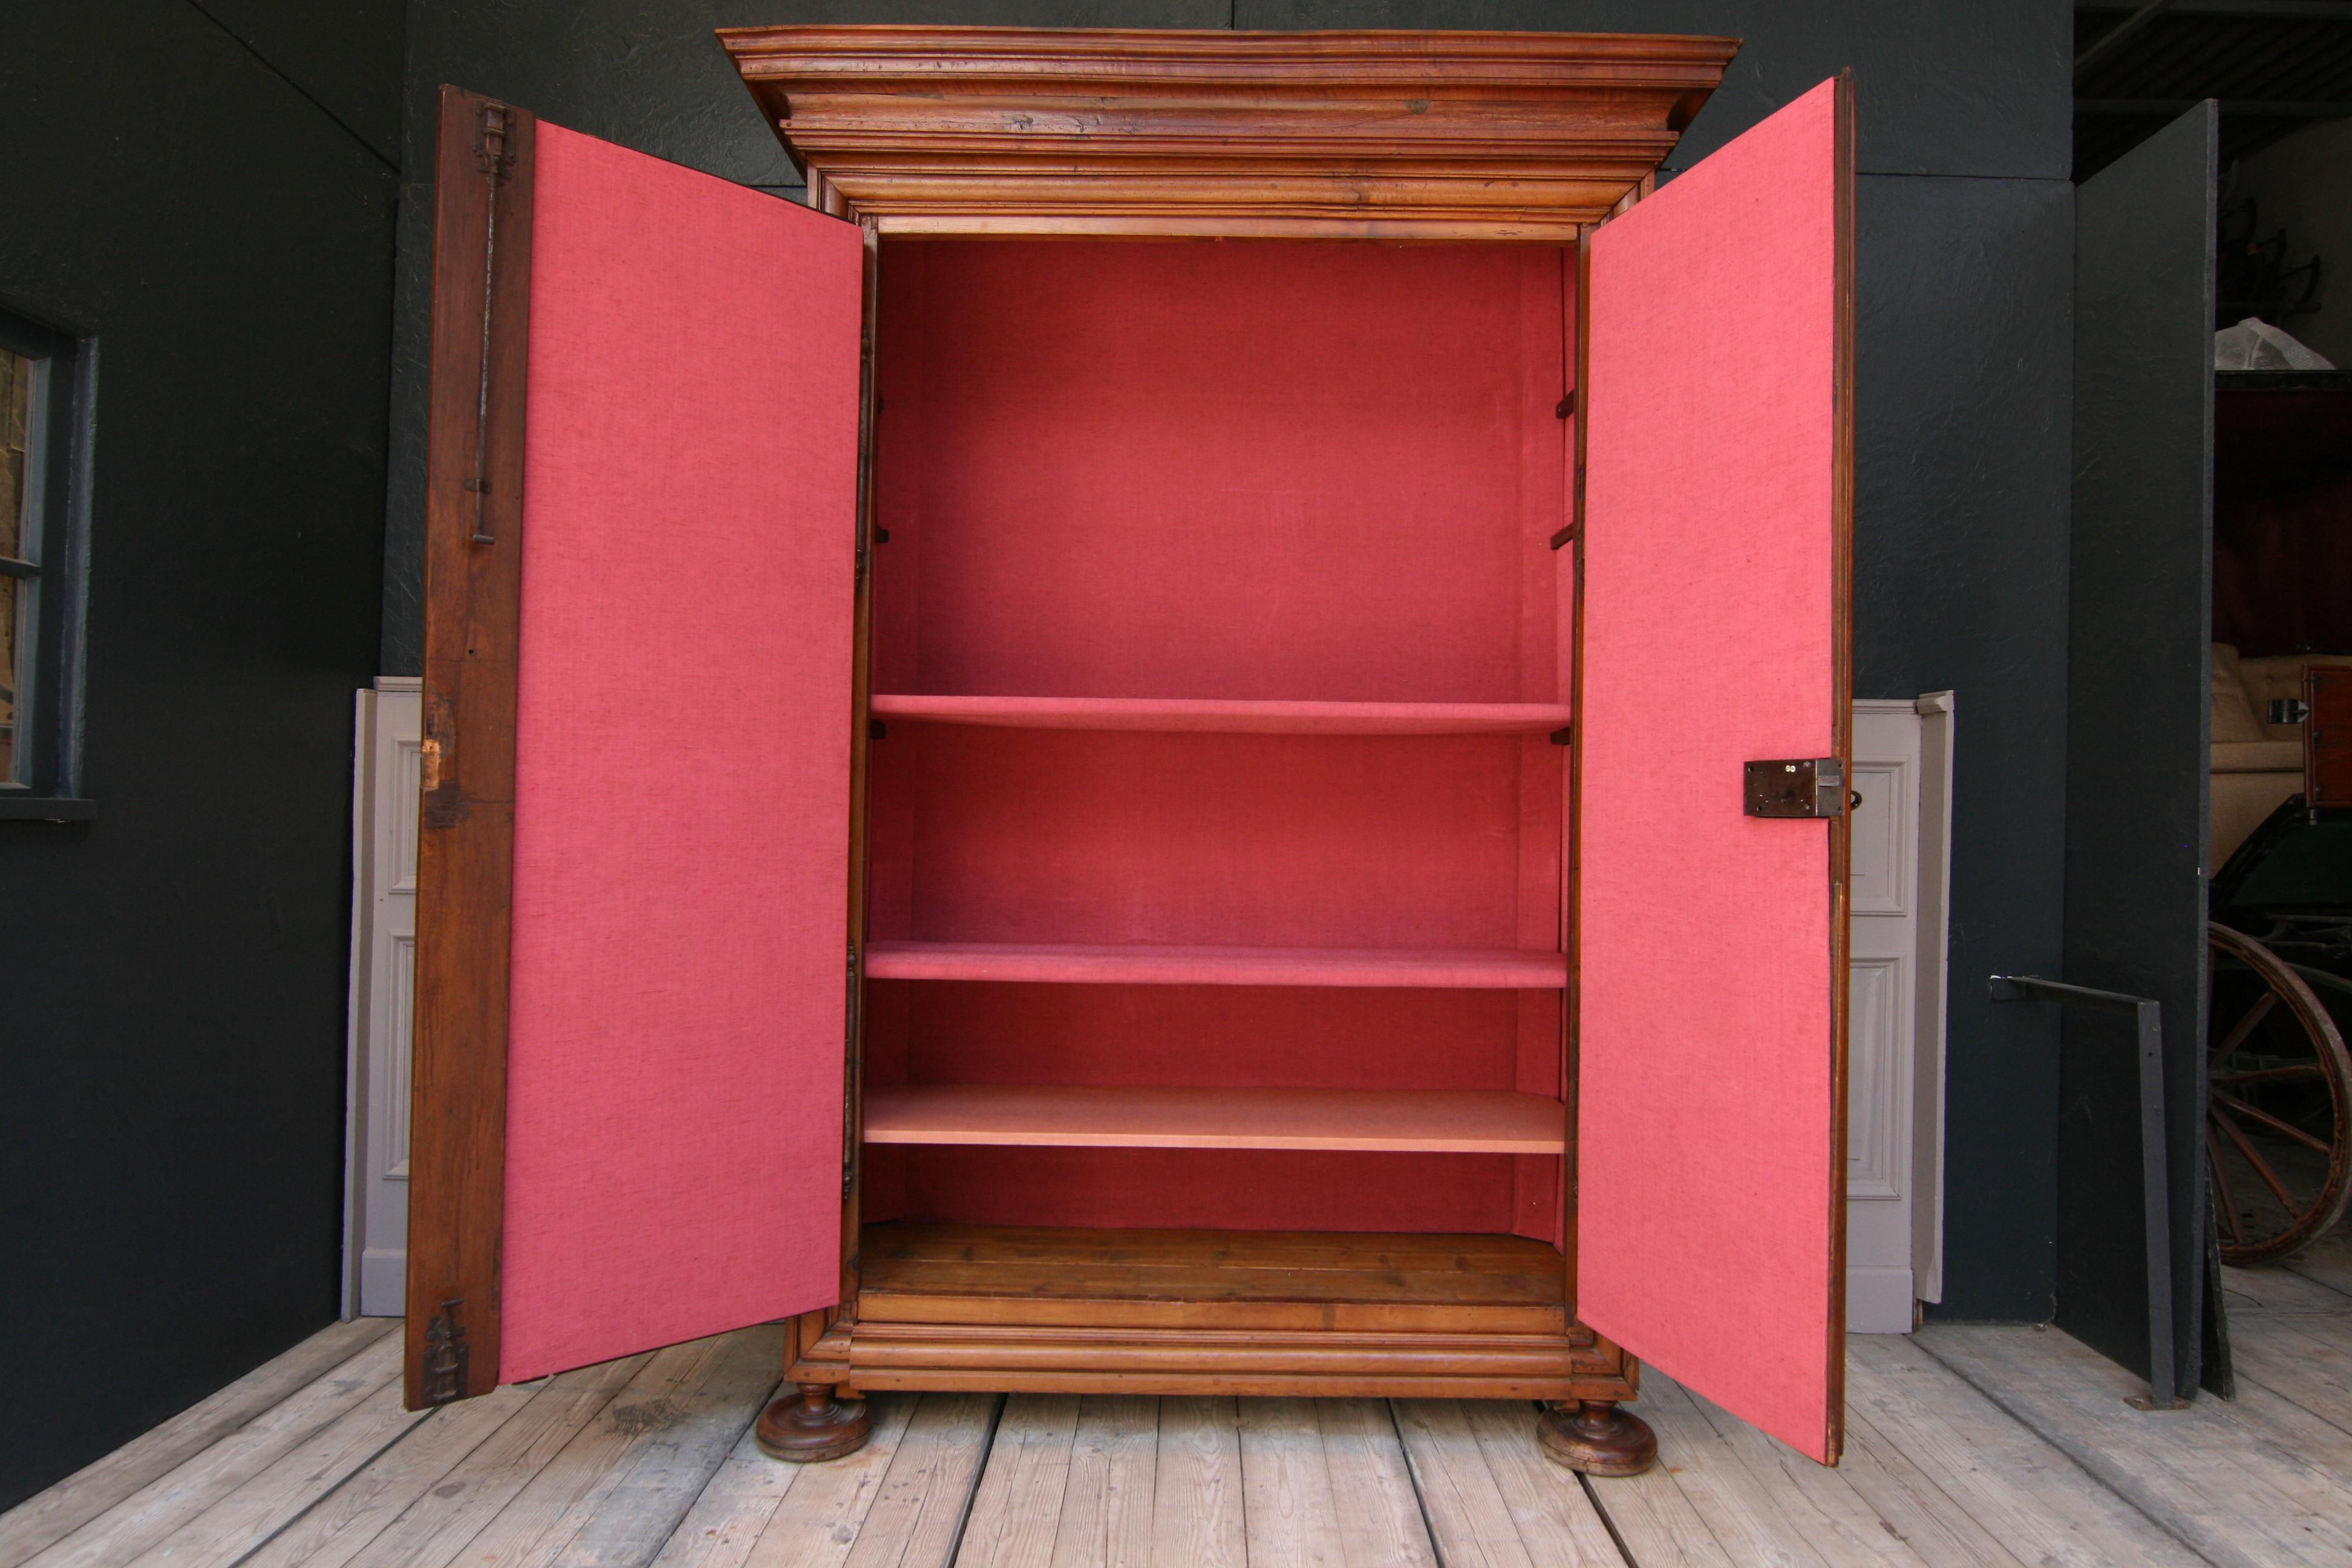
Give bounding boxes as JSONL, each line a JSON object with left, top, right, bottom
{"left": 1844, "top": 696, "right": 1954, "bottom": 1332}
{"left": 345, "top": 677, "right": 422, "bottom": 1318}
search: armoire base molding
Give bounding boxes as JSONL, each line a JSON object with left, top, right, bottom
{"left": 785, "top": 1313, "right": 1641, "bottom": 1405}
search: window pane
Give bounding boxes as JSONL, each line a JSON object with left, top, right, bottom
{"left": 1, "top": 348, "right": 27, "bottom": 780}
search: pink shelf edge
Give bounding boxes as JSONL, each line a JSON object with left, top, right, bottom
{"left": 861, "top": 941, "right": 1568, "bottom": 990}
{"left": 868, "top": 693, "right": 1576, "bottom": 736}
{"left": 864, "top": 1084, "right": 1567, "bottom": 1154}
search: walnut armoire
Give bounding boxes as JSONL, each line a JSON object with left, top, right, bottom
{"left": 403, "top": 25, "right": 1856, "bottom": 1475}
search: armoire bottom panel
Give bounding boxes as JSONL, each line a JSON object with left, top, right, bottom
{"left": 799, "top": 1223, "right": 1631, "bottom": 1402}
{"left": 835, "top": 1334, "right": 1621, "bottom": 1401}
{"left": 855, "top": 1220, "right": 1569, "bottom": 1334}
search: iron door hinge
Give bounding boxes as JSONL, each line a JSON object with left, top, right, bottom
{"left": 473, "top": 103, "right": 516, "bottom": 180}
{"left": 465, "top": 100, "right": 518, "bottom": 547}
{"left": 1743, "top": 757, "right": 1854, "bottom": 818}
{"left": 843, "top": 945, "right": 860, "bottom": 1198}
{"left": 420, "top": 1299, "right": 469, "bottom": 1405}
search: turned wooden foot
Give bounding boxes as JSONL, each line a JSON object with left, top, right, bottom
{"left": 756, "top": 1382, "right": 873, "bottom": 1463}
{"left": 1537, "top": 1399, "right": 1658, "bottom": 1477}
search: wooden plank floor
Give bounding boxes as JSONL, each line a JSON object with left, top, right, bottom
{"left": 8, "top": 1229, "right": 2350, "bottom": 1567}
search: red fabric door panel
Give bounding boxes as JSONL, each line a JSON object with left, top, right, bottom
{"left": 1574, "top": 78, "right": 1852, "bottom": 1463}
{"left": 499, "top": 124, "right": 864, "bottom": 1380}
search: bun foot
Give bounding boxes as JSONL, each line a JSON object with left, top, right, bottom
{"left": 1537, "top": 1399, "right": 1658, "bottom": 1477}
{"left": 757, "top": 1382, "right": 873, "bottom": 1463}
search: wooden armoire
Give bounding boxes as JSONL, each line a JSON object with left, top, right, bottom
{"left": 405, "top": 26, "right": 1856, "bottom": 1474}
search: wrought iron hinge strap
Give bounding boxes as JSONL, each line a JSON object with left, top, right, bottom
{"left": 853, "top": 297, "right": 875, "bottom": 587}
{"left": 419, "top": 1298, "right": 469, "bottom": 1406}
{"left": 843, "top": 944, "right": 859, "bottom": 1197}
{"left": 467, "top": 102, "right": 517, "bottom": 547}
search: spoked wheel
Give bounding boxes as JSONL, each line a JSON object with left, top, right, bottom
{"left": 2207, "top": 922, "right": 2352, "bottom": 1264}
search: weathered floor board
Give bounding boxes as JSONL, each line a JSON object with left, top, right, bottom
{"left": 15, "top": 1295, "right": 2352, "bottom": 1568}
{"left": 1044, "top": 1397, "right": 1155, "bottom": 1568}
{"left": 1919, "top": 1323, "right": 2352, "bottom": 1568}
{"left": 2281, "top": 1224, "right": 2352, "bottom": 1300}
{"left": 0, "top": 1318, "right": 398, "bottom": 1568}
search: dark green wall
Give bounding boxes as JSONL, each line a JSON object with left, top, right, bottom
{"left": 377, "top": 0, "right": 2076, "bottom": 1325}
{"left": 0, "top": 0, "right": 401, "bottom": 1511}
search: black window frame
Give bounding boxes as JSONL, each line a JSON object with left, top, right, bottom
{"left": 0, "top": 304, "right": 93, "bottom": 819}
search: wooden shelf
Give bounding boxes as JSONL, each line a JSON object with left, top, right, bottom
{"left": 862, "top": 941, "right": 1567, "bottom": 989}
{"left": 864, "top": 1084, "right": 1565, "bottom": 1153}
{"left": 857, "top": 1221, "right": 1570, "bottom": 1336}
{"left": 869, "top": 694, "right": 1575, "bottom": 737}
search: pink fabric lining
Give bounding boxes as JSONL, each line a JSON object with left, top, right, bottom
{"left": 869, "top": 727, "right": 1538, "bottom": 950}
{"left": 1573, "top": 81, "right": 1844, "bottom": 1463}
{"left": 859, "top": 981, "right": 1543, "bottom": 1236}
{"left": 867, "top": 240, "right": 1573, "bottom": 1237}
{"left": 865, "top": 941, "right": 1566, "bottom": 989}
{"left": 873, "top": 241, "right": 1566, "bottom": 702}
{"left": 881, "top": 981, "right": 1523, "bottom": 1091}
{"left": 871, "top": 694, "right": 1576, "bottom": 736}
{"left": 498, "top": 125, "right": 863, "bottom": 1382}
{"left": 895, "top": 1148, "right": 1527, "bottom": 1233}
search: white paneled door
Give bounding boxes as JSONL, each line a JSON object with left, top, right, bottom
{"left": 1846, "top": 696, "right": 1955, "bottom": 1332}
{"left": 344, "top": 677, "right": 420, "bottom": 1318}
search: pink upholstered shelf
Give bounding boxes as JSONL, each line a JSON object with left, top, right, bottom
{"left": 861, "top": 941, "right": 1567, "bottom": 989}
{"left": 865, "top": 1084, "right": 1566, "bottom": 1153}
{"left": 869, "top": 694, "right": 1576, "bottom": 736}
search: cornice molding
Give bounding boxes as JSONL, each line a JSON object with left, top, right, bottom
{"left": 719, "top": 26, "right": 1737, "bottom": 240}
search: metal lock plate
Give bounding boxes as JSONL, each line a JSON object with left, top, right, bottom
{"left": 1744, "top": 757, "right": 1849, "bottom": 818}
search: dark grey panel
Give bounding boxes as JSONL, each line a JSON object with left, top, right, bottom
{"left": 0, "top": 1, "right": 395, "bottom": 1510}
{"left": 189, "top": 0, "right": 407, "bottom": 165}
{"left": 2063, "top": 103, "right": 2216, "bottom": 1400}
{"left": 1236, "top": 0, "right": 2071, "bottom": 180}
{"left": 1855, "top": 173, "right": 2076, "bottom": 1323}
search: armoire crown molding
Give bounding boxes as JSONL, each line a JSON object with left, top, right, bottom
{"left": 717, "top": 26, "right": 1737, "bottom": 240}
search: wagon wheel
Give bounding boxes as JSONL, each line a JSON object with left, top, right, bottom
{"left": 2207, "top": 923, "right": 2352, "bottom": 1264}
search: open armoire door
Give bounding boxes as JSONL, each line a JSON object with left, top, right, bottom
{"left": 403, "top": 86, "right": 866, "bottom": 1408}
{"left": 1573, "top": 76, "right": 1857, "bottom": 1465}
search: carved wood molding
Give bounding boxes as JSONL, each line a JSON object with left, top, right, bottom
{"left": 832, "top": 1320, "right": 1633, "bottom": 1400}
{"left": 719, "top": 26, "right": 1737, "bottom": 240}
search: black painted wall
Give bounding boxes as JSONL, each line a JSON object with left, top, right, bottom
{"left": 379, "top": 0, "right": 2076, "bottom": 1324}
{"left": 0, "top": 1, "right": 401, "bottom": 1511}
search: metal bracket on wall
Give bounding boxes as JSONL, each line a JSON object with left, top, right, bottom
{"left": 1987, "top": 973, "right": 2186, "bottom": 1411}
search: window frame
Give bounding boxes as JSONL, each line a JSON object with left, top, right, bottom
{"left": 0, "top": 304, "right": 93, "bottom": 819}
